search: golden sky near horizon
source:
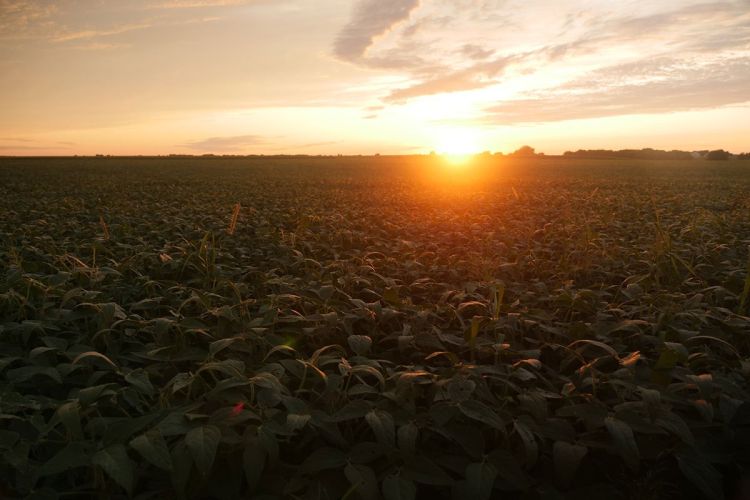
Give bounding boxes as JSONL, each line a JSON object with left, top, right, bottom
{"left": 1, "top": 0, "right": 749, "bottom": 155}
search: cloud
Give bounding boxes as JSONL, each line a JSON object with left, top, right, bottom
{"left": 181, "top": 134, "right": 268, "bottom": 151}
{"left": 0, "top": 0, "right": 57, "bottom": 40}
{"left": 149, "top": 0, "right": 265, "bottom": 9}
{"left": 482, "top": 57, "right": 750, "bottom": 124}
{"left": 53, "top": 16, "right": 220, "bottom": 43}
{"left": 385, "top": 54, "right": 519, "bottom": 102}
{"left": 53, "top": 22, "right": 154, "bottom": 43}
{"left": 460, "top": 43, "right": 494, "bottom": 61}
{"left": 294, "top": 140, "right": 340, "bottom": 149}
{"left": 1, "top": 1, "right": 226, "bottom": 45}
{"left": 0, "top": 144, "right": 72, "bottom": 151}
{"left": 0, "top": 137, "right": 75, "bottom": 150}
{"left": 356, "top": 0, "right": 750, "bottom": 110}
{"left": 333, "top": 0, "right": 421, "bottom": 62}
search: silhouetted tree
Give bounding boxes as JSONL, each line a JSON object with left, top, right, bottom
{"left": 563, "top": 149, "right": 692, "bottom": 160}
{"left": 512, "top": 145, "right": 536, "bottom": 157}
{"left": 706, "top": 150, "right": 731, "bottom": 161}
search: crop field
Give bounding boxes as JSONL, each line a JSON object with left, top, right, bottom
{"left": 1, "top": 156, "right": 750, "bottom": 500}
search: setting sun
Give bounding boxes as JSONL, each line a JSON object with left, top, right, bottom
{"left": 435, "top": 128, "right": 480, "bottom": 156}
{"left": 433, "top": 128, "right": 481, "bottom": 165}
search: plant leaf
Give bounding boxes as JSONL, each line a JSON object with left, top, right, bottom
{"left": 553, "top": 441, "right": 587, "bottom": 487}
{"left": 130, "top": 430, "right": 173, "bottom": 471}
{"left": 676, "top": 450, "right": 724, "bottom": 500}
{"left": 92, "top": 444, "right": 135, "bottom": 496}
{"left": 604, "top": 417, "right": 639, "bottom": 470}
{"left": 465, "top": 461, "right": 497, "bottom": 500}
{"left": 382, "top": 475, "right": 416, "bottom": 500}
{"left": 184, "top": 425, "right": 221, "bottom": 476}
{"left": 459, "top": 400, "right": 506, "bottom": 431}
{"left": 344, "top": 463, "right": 379, "bottom": 500}
{"left": 365, "top": 409, "right": 395, "bottom": 447}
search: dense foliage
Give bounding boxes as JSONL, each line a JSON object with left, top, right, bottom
{"left": 1, "top": 157, "right": 749, "bottom": 499}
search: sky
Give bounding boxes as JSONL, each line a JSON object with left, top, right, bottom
{"left": 1, "top": 0, "right": 749, "bottom": 155}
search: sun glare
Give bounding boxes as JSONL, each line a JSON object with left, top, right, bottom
{"left": 435, "top": 128, "right": 480, "bottom": 165}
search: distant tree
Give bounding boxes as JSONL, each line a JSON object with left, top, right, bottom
{"left": 736, "top": 152, "right": 750, "bottom": 160}
{"left": 512, "top": 145, "right": 536, "bottom": 157}
{"left": 706, "top": 149, "right": 731, "bottom": 161}
{"left": 563, "top": 148, "right": 692, "bottom": 160}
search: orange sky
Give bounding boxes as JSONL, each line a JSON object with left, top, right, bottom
{"left": 1, "top": 0, "right": 749, "bottom": 155}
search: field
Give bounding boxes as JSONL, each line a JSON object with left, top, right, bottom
{"left": 1, "top": 156, "right": 750, "bottom": 499}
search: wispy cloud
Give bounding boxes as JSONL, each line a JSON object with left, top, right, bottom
{"left": 53, "top": 16, "right": 220, "bottom": 43}
{"left": 329, "top": 0, "right": 750, "bottom": 123}
{"left": 385, "top": 54, "right": 520, "bottom": 102}
{"left": 149, "top": 0, "right": 263, "bottom": 9}
{"left": 0, "top": 137, "right": 73, "bottom": 151}
{"left": 181, "top": 134, "right": 268, "bottom": 152}
{"left": 482, "top": 57, "right": 750, "bottom": 124}
{"left": 333, "top": 0, "right": 421, "bottom": 62}
{"left": 53, "top": 22, "right": 154, "bottom": 43}
{"left": 0, "top": 0, "right": 57, "bottom": 40}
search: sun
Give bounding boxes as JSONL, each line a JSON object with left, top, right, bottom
{"left": 434, "top": 128, "right": 481, "bottom": 165}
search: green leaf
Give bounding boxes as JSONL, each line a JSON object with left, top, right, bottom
{"left": 37, "top": 441, "right": 91, "bottom": 477}
{"left": 25, "top": 487, "right": 58, "bottom": 500}
{"left": 76, "top": 383, "right": 117, "bottom": 406}
{"left": 553, "top": 441, "right": 587, "bottom": 487}
{"left": 459, "top": 400, "right": 506, "bottom": 431}
{"left": 397, "top": 422, "right": 418, "bottom": 455}
{"left": 676, "top": 450, "right": 723, "bottom": 500}
{"left": 424, "top": 351, "right": 459, "bottom": 365}
{"left": 170, "top": 440, "right": 193, "bottom": 499}
{"left": 465, "top": 462, "right": 497, "bottom": 500}
{"left": 209, "top": 337, "right": 240, "bottom": 357}
{"left": 0, "top": 430, "right": 19, "bottom": 450}
{"left": 513, "top": 420, "right": 538, "bottom": 466}
{"left": 300, "top": 446, "right": 346, "bottom": 473}
{"left": 130, "top": 430, "right": 173, "bottom": 471}
{"left": 655, "top": 412, "right": 694, "bottom": 445}
{"left": 125, "top": 369, "right": 155, "bottom": 396}
{"left": 447, "top": 377, "right": 476, "bottom": 403}
{"left": 568, "top": 339, "right": 619, "bottom": 360}
{"left": 350, "top": 365, "right": 385, "bottom": 388}
{"left": 382, "top": 287, "right": 400, "bottom": 305}
{"left": 169, "top": 373, "right": 194, "bottom": 394}
{"left": 344, "top": 463, "right": 379, "bottom": 500}
{"left": 92, "top": 444, "right": 135, "bottom": 496}
{"left": 492, "top": 283, "right": 505, "bottom": 319}
{"left": 56, "top": 401, "right": 83, "bottom": 440}
{"left": 243, "top": 436, "right": 266, "bottom": 491}
{"left": 286, "top": 413, "right": 311, "bottom": 431}
{"left": 156, "top": 410, "right": 192, "bottom": 437}
{"left": 382, "top": 475, "right": 416, "bottom": 500}
{"left": 466, "top": 316, "right": 482, "bottom": 349}
{"left": 604, "top": 417, "right": 639, "bottom": 470}
{"left": 347, "top": 335, "right": 372, "bottom": 355}
{"left": 402, "top": 455, "right": 453, "bottom": 485}
{"left": 330, "top": 400, "right": 372, "bottom": 422}
{"left": 185, "top": 425, "right": 221, "bottom": 476}
{"left": 6, "top": 366, "right": 61, "bottom": 384}
{"left": 365, "top": 409, "right": 395, "bottom": 447}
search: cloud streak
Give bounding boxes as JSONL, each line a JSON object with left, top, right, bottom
{"left": 181, "top": 134, "right": 268, "bottom": 152}
{"left": 333, "top": 0, "right": 421, "bottom": 62}
{"left": 483, "top": 57, "right": 750, "bottom": 124}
